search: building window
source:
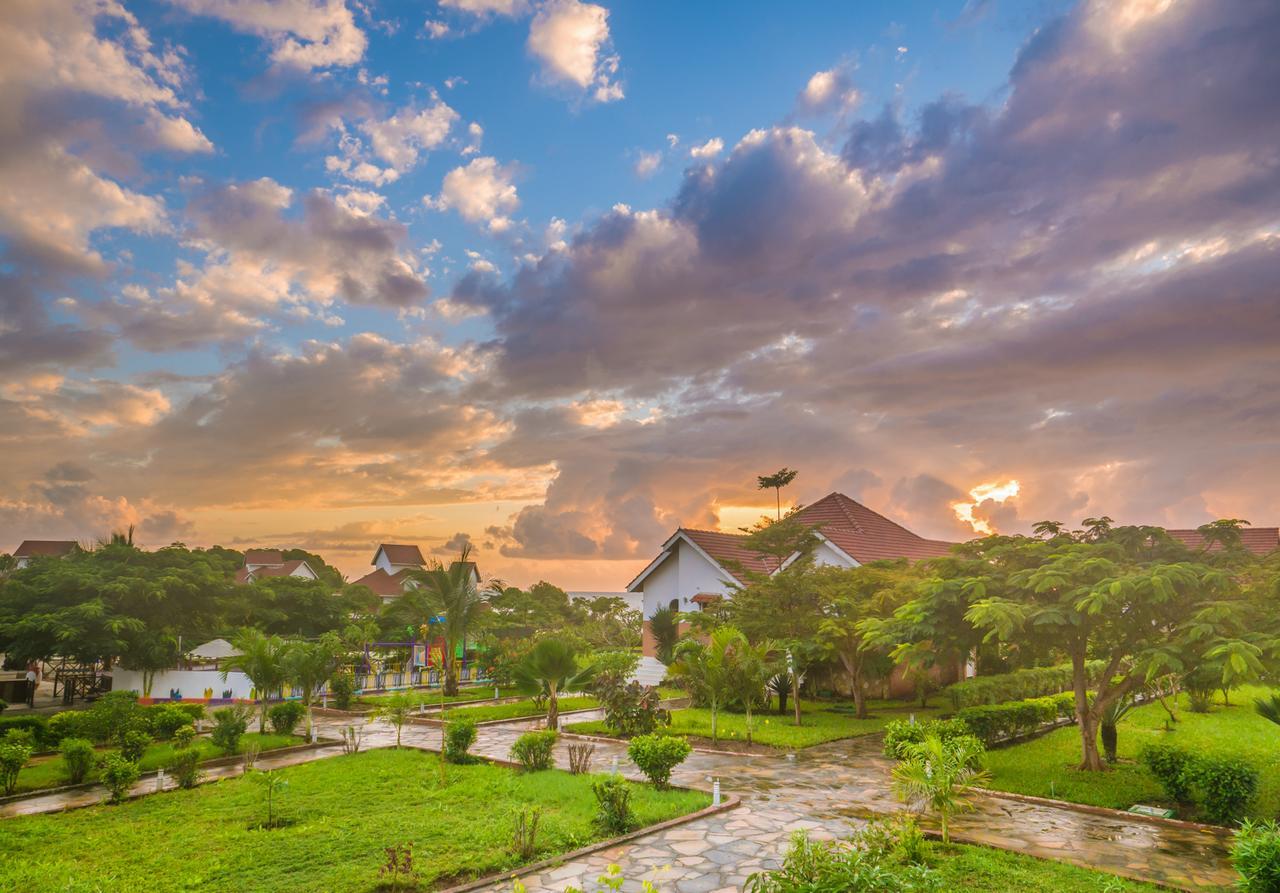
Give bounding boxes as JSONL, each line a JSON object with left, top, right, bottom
{"left": 668, "top": 598, "right": 679, "bottom": 613}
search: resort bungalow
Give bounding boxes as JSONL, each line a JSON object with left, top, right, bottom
{"left": 12, "top": 539, "right": 79, "bottom": 569}
{"left": 233, "top": 549, "right": 320, "bottom": 584}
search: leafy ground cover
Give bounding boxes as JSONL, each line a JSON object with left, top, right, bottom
{"left": 983, "top": 685, "right": 1280, "bottom": 820}
{"left": 443, "top": 695, "right": 599, "bottom": 723}
{"left": 0, "top": 748, "right": 708, "bottom": 892}
{"left": 12, "top": 732, "right": 301, "bottom": 795}
{"left": 354, "top": 685, "right": 522, "bottom": 708}
{"left": 567, "top": 698, "right": 927, "bottom": 749}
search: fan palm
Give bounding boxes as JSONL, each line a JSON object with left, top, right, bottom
{"left": 221, "top": 629, "right": 291, "bottom": 733}
{"left": 513, "top": 638, "right": 595, "bottom": 730}
{"left": 400, "top": 544, "right": 491, "bottom": 696}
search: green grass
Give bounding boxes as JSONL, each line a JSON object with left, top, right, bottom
{"left": 444, "top": 695, "right": 598, "bottom": 723}
{"left": 353, "top": 686, "right": 521, "bottom": 708}
{"left": 0, "top": 748, "right": 709, "bottom": 892}
{"left": 567, "top": 698, "right": 926, "bottom": 749}
{"left": 13, "top": 732, "right": 300, "bottom": 795}
{"left": 927, "top": 841, "right": 1160, "bottom": 891}
{"left": 983, "top": 685, "right": 1280, "bottom": 821}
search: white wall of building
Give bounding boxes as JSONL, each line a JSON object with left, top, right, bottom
{"left": 812, "top": 539, "right": 860, "bottom": 569}
{"left": 112, "top": 668, "right": 257, "bottom": 701}
{"left": 639, "top": 539, "right": 736, "bottom": 619}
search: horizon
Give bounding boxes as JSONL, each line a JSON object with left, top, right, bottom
{"left": 3, "top": 0, "right": 1277, "bottom": 590}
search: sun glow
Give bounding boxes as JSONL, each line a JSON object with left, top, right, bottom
{"left": 952, "top": 479, "right": 1021, "bottom": 535}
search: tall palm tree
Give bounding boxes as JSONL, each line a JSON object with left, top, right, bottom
{"left": 513, "top": 638, "right": 595, "bottom": 730}
{"left": 221, "top": 628, "right": 291, "bottom": 733}
{"left": 399, "top": 545, "right": 491, "bottom": 696}
{"left": 284, "top": 634, "right": 343, "bottom": 737}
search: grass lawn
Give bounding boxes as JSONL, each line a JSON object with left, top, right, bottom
{"left": 13, "top": 732, "right": 300, "bottom": 795}
{"left": 0, "top": 748, "right": 709, "bottom": 892}
{"left": 983, "top": 685, "right": 1280, "bottom": 821}
{"left": 926, "top": 842, "right": 1160, "bottom": 891}
{"left": 354, "top": 686, "right": 521, "bottom": 708}
{"left": 567, "top": 698, "right": 925, "bottom": 749}
{"left": 443, "top": 695, "right": 598, "bottom": 723}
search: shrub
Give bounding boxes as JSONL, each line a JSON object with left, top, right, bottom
{"left": 943, "top": 661, "right": 1105, "bottom": 709}
{"left": 1234, "top": 819, "right": 1280, "bottom": 893}
{"left": 1140, "top": 743, "right": 1195, "bottom": 803}
{"left": 45, "top": 711, "right": 90, "bottom": 747}
{"left": 210, "top": 706, "right": 249, "bottom": 755}
{"left": 118, "top": 729, "right": 151, "bottom": 763}
{"left": 328, "top": 673, "right": 354, "bottom": 711}
{"left": 3, "top": 728, "right": 36, "bottom": 750}
{"left": 444, "top": 718, "right": 478, "bottom": 764}
{"left": 172, "top": 724, "right": 197, "bottom": 749}
{"left": 173, "top": 703, "right": 207, "bottom": 724}
{"left": 1187, "top": 755, "right": 1259, "bottom": 826}
{"left": 627, "top": 734, "right": 691, "bottom": 789}
{"left": 510, "top": 730, "right": 557, "bottom": 772}
{"left": 98, "top": 753, "right": 140, "bottom": 804}
{"left": 592, "top": 774, "right": 633, "bottom": 834}
{"left": 595, "top": 670, "right": 669, "bottom": 738}
{"left": 745, "top": 828, "right": 939, "bottom": 892}
{"left": 59, "top": 737, "right": 96, "bottom": 785}
{"left": 0, "top": 715, "right": 49, "bottom": 748}
{"left": 90, "top": 691, "right": 144, "bottom": 743}
{"left": 148, "top": 705, "right": 193, "bottom": 740}
{"left": 340, "top": 725, "right": 363, "bottom": 755}
{"left": 0, "top": 738, "right": 33, "bottom": 795}
{"left": 956, "top": 698, "right": 1058, "bottom": 746}
{"left": 882, "top": 718, "right": 971, "bottom": 760}
{"left": 589, "top": 650, "right": 641, "bottom": 680}
{"left": 167, "top": 748, "right": 202, "bottom": 789}
{"left": 567, "top": 741, "right": 594, "bottom": 774}
{"left": 379, "top": 842, "right": 416, "bottom": 891}
{"left": 892, "top": 734, "right": 990, "bottom": 843}
{"left": 268, "top": 701, "right": 306, "bottom": 736}
{"left": 510, "top": 806, "right": 542, "bottom": 860}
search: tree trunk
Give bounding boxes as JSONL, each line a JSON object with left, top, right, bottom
{"left": 547, "top": 684, "right": 560, "bottom": 730}
{"left": 745, "top": 703, "right": 753, "bottom": 745}
{"left": 443, "top": 646, "right": 459, "bottom": 696}
{"left": 710, "top": 698, "right": 718, "bottom": 743}
{"left": 776, "top": 685, "right": 788, "bottom": 716}
{"left": 1100, "top": 721, "right": 1118, "bottom": 763}
{"left": 1078, "top": 710, "right": 1105, "bottom": 771}
{"left": 792, "top": 673, "right": 802, "bottom": 726}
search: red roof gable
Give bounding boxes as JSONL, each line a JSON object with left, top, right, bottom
{"left": 13, "top": 540, "right": 78, "bottom": 558}
{"left": 375, "top": 544, "right": 425, "bottom": 567}
{"left": 1166, "top": 528, "right": 1280, "bottom": 557}
{"left": 680, "top": 528, "right": 784, "bottom": 580}
{"left": 353, "top": 567, "right": 416, "bottom": 596}
{"left": 243, "top": 549, "right": 283, "bottom": 566}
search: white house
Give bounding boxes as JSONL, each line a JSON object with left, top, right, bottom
{"left": 352, "top": 544, "right": 481, "bottom": 606}
{"left": 233, "top": 549, "right": 319, "bottom": 584}
{"left": 626, "top": 492, "right": 956, "bottom": 684}
{"left": 12, "top": 540, "right": 78, "bottom": 569}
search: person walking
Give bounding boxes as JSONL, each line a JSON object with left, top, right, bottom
{"left": 24, "top": 666, "right": 37, "bottom": 707}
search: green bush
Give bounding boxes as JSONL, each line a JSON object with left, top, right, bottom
{"left": 59, "top": 737, "right": 96, "bottom": 785}
{"left": 591, "top": 774, "right": 633, "bottom": 834}
{"left": 98, "top": 753, "right": 140, "bottom": 805}
{"left": 956, "top": 698, "right": 1058, "bottom": 746}
{"left": 45, "top": 711, "right": 90, "bottom": 747}
{"left": 148, "top": 705, "right": 194, "bottom": 740}
{"left": 90, "top": 691, "right": 144, "bottom": 743}
{"left": 210, "top": 707, "right": 248, "bottom": 755}
{"left": 509, "top": 730, "right": 557, "bottom": 772}
{"left": 172, "top": 703, "right": 207, "bottom": 723}
{"left": 745, "top": 827, "right": 939, "bottom": 892}
{"left": 1140, "top": 742, "right": 1195, "bottom": 803}
{"left": 595, "top": 670, "right": 669, "bottom": 738}
{"left": 1233, "top": 819, "right": 1280, "bottom": 892}
{"left": 118, "top": 729, "right": 151, "bottom": 763}
{"left": 883, "top": 718, "right": 971, "bottom": 760}
{"left": 173, "top": 724, "right": 196, "bottom": 749}
{"left": 328, "top": 673, "right": 354, "bottom": 710}
{"left": 588, "top": 650, "right": 641, "bottom": 680}
{"left": 268, "top": 701, "right": 306, "bottom": 736}
{"left": 627, "top": 734, "right": 691, "bottom": 789}
{"left": 1187, "top": 755, "right": 1259, "bottom": 826}
{"left": 3, "top": 728, "right": 36, "bottom": 750}
{"left": 0, "top": 715, "right": 49, "bottom": 748}
{"left": 444, "top": 718, "right": 478, "bottom": 764}
{"left": 0, "top": 738, "right": 33, "bottom": 795}
{"left": 167, "top": 748, "right": 203, "bottom": 789}
{"left": 943, "top": 661, "right": 1105, "bottom": 709}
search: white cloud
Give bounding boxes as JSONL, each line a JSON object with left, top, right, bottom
{"left": 169, "top": 0, "right": 367, "bottom": 70}
{"left": 360, "top": 100, "right": 458, "bottom": 170}
{"left": 526, "top": 0, "right": 623, "bottom": 103}
{"left": 689, "top": 137, "right": 724, "bottom": 160}
{"left": 333, "top": 188, "right": 386, "bottom": 217}
{"left": 424, "top": 19, "right": 450, "bottom": 39}
{"left": 440, "top": 0, "right": 529, "bottom": 16}
{"left": 634, "top": 150, "right": 662, "bottom": 178}
{"left": 424, "top": 157, "right": 520, "bottom": 232}
{"left": 797, "top": 66, "right": 859, "bottom": 115}
{"left": 144, "top": 109, "right": 214, "bottom": 153}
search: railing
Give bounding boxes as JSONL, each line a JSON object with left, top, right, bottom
{"left": 347, "top": 661, "right": 491, "bottom": 694}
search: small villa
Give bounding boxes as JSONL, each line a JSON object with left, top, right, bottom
{"left": 233, "top": 549, "right": 319, "bottom": 584}
{"left": 12, "top": 539, "right": 79, "bottom": 569}
{"left": 351, "top": 543, "right": 481, "bottom": 605}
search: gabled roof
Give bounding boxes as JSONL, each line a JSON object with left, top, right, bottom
{"left": 375, "top": 543, "right": 425, "bottom": 567}
{"left": 189, "top": 638, "right": 239, "bottom": 660}
{"left": 13, "top": 540, "right": 78, "bottom": 558}
{"left": 242, "top": 549, "right": 284, "bottom": 566}
{"left": 680, "top": 528, "right": 785, "bottom": 579}
{"left": 235, "top": 558, "right": 315, "bottom": 584}
{"left": 352, "top": 567, "right": 417, "bottom": 596}
{"left": 818, "top": 526, "right": 955, "bottom": 563}
{"left": 1166, "top": 528, "right": 1280, "bottom": 557}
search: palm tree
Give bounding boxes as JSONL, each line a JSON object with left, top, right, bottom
{"left": 285, "top": 634, "right": 343, "bottom": 738}
{"left": 891, "top": 734, "right": 990, "bottom": 844}
{"left": 668, "top": 626, "right": 743, "bottom": 744}
{"left": 756, "top": 468, "right": 798, "bottom": 520}
{"left": 368, "top": 691, "right": 421, "bottom": 748}
{"left": 513, "top": 638, "right": 595, "bottom": 730}
{"left": 1254, "top": 691, "right": 1280, "bottom": 727}
{"left": 400, "top": 545, "right": 490, "bottom": 696}
{"left": 730, "top": 636, "right": 778, "bottom": 746}
{"left": 221, "top": 629, "right": 291, "bottom": 734}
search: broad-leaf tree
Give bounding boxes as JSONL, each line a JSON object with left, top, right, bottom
{"left": 756, "top": 468, "right": 799, "bottom": 520}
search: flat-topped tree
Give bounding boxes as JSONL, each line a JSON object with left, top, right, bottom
{"left": 757, "top": 468, "right": 799, "bottom": 520}
{"left": 963, "top": 526, "right": 1272, "bottom": 771}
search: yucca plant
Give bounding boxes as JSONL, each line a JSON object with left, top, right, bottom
{"left": 891, "top": 733, "right": 991, "bottom": 843}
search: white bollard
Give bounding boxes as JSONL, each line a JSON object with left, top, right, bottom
{"left": 494, "top": 686, "right": 499, "bottom": 700}
{"left": 712, "top": 777, "right": 721, "bottom": 807}
{"left": 310, "top": 725, "right": 318, "bottom": 744}
{"left": 155, "top": 768, "right": 166, "bottom": 793}
{"left": 611, "top": 755, "right": 619, "bottom": 775}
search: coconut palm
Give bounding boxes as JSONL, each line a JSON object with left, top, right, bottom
{"left": 284, "top": 634, "right": 343, "bottom": 737}
{"left": 512, "top": 638, "right": 595, "bottom": 730}
{"left": 399, "top": 545, "right": 491, "bottom": 696}
{"left": 221, "top": 629, "right": 291, "bottom": 734}
{"left": 668, "top": 626, "right": 744, "bottom": 744}
{"left": 891, "top": 733, "right": 990, "bottom": 843}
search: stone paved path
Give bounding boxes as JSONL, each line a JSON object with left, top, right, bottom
{"left": 1, "top": 709, "right": 1236, "bottom": 891}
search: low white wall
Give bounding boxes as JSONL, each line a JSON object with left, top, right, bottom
{"left": 111, "top": 668, "right": 257, "bottom": 702}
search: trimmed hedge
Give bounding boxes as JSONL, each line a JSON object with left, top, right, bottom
{"left": 883, "top": 718, "right": 972, "bottom": 759}
{"left": 0, "top": 715, "right": 50, "bottom": 747}
{"left": 955, "top": 692, "right": 1077, "bottom": 746}
{"left": 943, "top": 661, "right": 1105, "bottom": 710}
{"left": 1141, "top": 742, "right": 1259, "bottom": 825}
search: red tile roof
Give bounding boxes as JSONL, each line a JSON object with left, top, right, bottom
{"left": 242, "top": 549, "right": 283, "bottom": 566}
{"left": 13, "top": 540, "right": 78, "bottom": 558}
{"left": 352, "top": 567, "right": 416, "bottom": 596}
{"left": 1166, "top": 528, "right": 1280, "bottom": 557}
{"left": 376, "top": 544, "right": 425, "bottom": 567}
{"left": 679, "top": 528, "right": 784, "bottom": 579}
{"left": 236, "top": 558, "right": 312, "bottom": 584}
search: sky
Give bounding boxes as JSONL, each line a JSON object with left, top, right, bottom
{"left": 1, "top": 0, "right": 1278, "bottom": 588}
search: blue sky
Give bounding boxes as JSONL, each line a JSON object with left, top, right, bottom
{"left": 3, "top": 0, "right": 1277, "bottom": 586}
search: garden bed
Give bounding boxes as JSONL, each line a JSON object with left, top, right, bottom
{"left": 0, "top": 748, "right": 712, "bottom": 892}
{"left": 435, "top": 695, "right": 599, "bottom": 724}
